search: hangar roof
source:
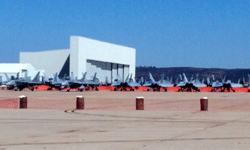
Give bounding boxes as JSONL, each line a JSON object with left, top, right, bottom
{"left": 0, "top": 63, "right": 34, "bottom": 73}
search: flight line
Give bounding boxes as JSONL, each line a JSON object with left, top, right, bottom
{"left": 1, "top": 71, "right": 250, "bottom": 92}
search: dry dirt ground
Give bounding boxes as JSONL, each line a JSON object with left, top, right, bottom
{"left": 0, "top": 90, "right": 250, "bottom": 149}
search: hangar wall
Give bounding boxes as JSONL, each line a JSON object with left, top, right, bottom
{"left": 20, "top": 36, "right": 136, "bottom": 84}
{"left": 20, "top": 49, "right": 70, "bottom": 78}
{"left": 70, "top": 36, "right": 136, "bottom": 83}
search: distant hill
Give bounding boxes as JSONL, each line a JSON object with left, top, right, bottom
{"left": 136, "top": 66, "right": 250, "bottom": 83}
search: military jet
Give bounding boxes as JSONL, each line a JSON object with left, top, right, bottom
{"left": 4, "top": 73, "right": 19, "bottom": 90}
{"left": 65, "top": 72, "right": 85, "bottom": 92}
{"left": 126, "top": 74, "right": 141, "bottom": 90}
{"left": 1, "top": 73, "right": 10, "bottom": 85}
{"left": 66, "top": 72, "right": 100, "bottom": 92}
{"left": 177, "top": 73, "right": 206, "bottom": 92}
{"left": 45, "top": 73, "right": 68, "bottom": 90}
{"left": 138, "top": 77, "right": 145, "bottom": 85}
{"left": 14, "top": 71, "right": 42, "bottom": 91}
{"left": 112, "top": 74, "right": 140, "bottom": 91}
{"left": 221, "top": 79, "right": 243, "bottom": 92}
{"left": 176, "top": 73, "right": 194, "bottom": 92}
{"left": 242, "top": 77, "right": 249, "bottom": 87}
{"left": 77, "top": 72, "right": 100, "bottom": 91}
{"left": 191, "top": 74, "right": 207, "bottom": 89}
{"left": 143, "top": 73, "right": 174, "bottom": 92}
{"left": 211, "top": 75, "right": 243, "bottom": 92}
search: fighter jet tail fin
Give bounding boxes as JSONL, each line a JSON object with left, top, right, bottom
{"left": 160, "top": 74, "right": 164, "bottom": 81}
{"left": 138, "top": 77, "right": 143, "bottom": 85}
{"left": 32, "top": 71, "right": 40, "bottom": 82}
{"left": 138, "top": 77, "right": 144, "bottom": 85}
{"left": 222, "top": 75, "right": 226, "bottom": 82}
{"left": 170, "top": 77, "right": 173, "bottom": 83}
{"left": 129, "top": 73, "right": 133, "bottom": 82}
{"left": 16, "top": 72, "right": 19, "bottom": 80}
{"left": 179, "top": 74, "right": 183, "bottom": 81}
{"left": 175, "top": 78, "right": 179, "bottom": 84}
{"left": 4, "top": 73, "right": 10, "bottom": 81}
{"left": 54, "top": 73, "right": 58, "bottom": 82}
{"left": 207, "top": 77, "right": 210, "bottom": 85}
{"left": 190, "top": 75, "right": 193, "bottom": 82}
{"left": 149, "top": 73, "right": 156, "bottom": 83}
{"left": 183, "top": 73, "right": 189, "bottom": 82}
{"left": 92, "top": 72, "right": 97, "bottom": 81}
{"left": 124, "top": 74, "right": 129, "bottom": 82}
{"left": 80, "top": 72, "right": 87, "bottom": 81}
{"left": 212, "top": 75, "right": 215, "bottom": 80}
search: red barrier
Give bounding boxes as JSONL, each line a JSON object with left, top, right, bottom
{"left": 166, "top": 87, "right": 181, "bottom": 91}
{"left": 232, "top": 87, "right": 248, "bottom": 92}
{"left": 215, "top": 87, "right": 248, "bottom": 92}
{"left": 198, "top": 87, "right": 214, "bottom": 92}
{"left": 36, "top": 85, "right": 50, "bottom": 90}
{"left": 99, "top": 86, "right": 112, "bottom": 90}
{"left": 0, "top": 98, "right": 18, "bottom": 109}
{"left": 36, "top": 85, "right": 250, "bottom": 92}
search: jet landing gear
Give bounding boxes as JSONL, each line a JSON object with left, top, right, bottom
{"left": 153, "top": 87, "right": 161, "bottom": 92}
{"left": 146, "top": 87, "right": 160, "bottom": 92}
{"left": 178, "top": 87, "right": 200, "bottom": 92}
{"left": 211, "top": 88, "right": 217, "bottom": 92}
{"left": 29, "top": 86, "right": 35, "bottom": 91}
{"left": 120, "top": 87, "right": 127, "bottom": 91}
{"left": 220, "top": 87, "right": 235, "bottom": 92}
{"left": 90, "top": 86, "right": 99, "bottom": 91}
{"left": 113, "top": 87, "right": 135, "bottom": 91}
{"left": 128, "top": 87, "right": 135, "bottom": 91}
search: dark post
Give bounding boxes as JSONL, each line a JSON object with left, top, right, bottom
{"left": 136, "top": 97, "right": 144, "bottom": 110}
{"left": 76, "top": 96, "right": 84, "bottom": 110}
{"left": 19, "top": 95, "right": 27, "bottom": 109}
{"left": 200, "top": 97, "right": 208, "bottom": 111}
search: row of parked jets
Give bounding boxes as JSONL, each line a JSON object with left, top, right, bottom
{"left": 1, "top": 72, "right": 99, "bottom": 92}
{"left": 0, "top": 71, "right": 249, "bottom": 92}
{"left": 113, "top": 73, "right": 250, "bottom": 92}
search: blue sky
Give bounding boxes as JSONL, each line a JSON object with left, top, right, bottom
{"left": 1, "top": 0, "right": 250, "bottom": 68}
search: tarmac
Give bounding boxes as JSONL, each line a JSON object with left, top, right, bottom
{"left": 0, "top": 90, "right": 250, "bottom": 149}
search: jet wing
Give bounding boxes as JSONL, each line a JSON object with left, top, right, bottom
{"left": 128, "top": 82, "right": 140, "bottom": 87}
{"left": 159, "top": 83, "right": 174, "bottom": 88}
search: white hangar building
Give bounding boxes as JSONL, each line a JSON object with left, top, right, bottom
{"left": 20, "top": 36, "right": 136, "bottom": 84}
{"left": 0, "top": 63, "right": 41, "bottom": 82}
